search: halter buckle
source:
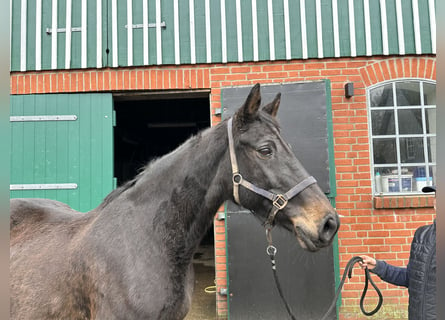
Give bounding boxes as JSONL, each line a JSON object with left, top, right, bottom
{"left": 232, "top": 173, "right": 243, "bottom": 185}
{"left": 272, "top": 194, "right": 288, "bottom": 210}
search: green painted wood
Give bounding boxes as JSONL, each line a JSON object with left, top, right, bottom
{"left": 56, "top": 0, "right": 66, "bottom": 69}
{"left": 256, "top": 0, "right": 270, "bottom": 61}
{"left": 10, "top": 0, "right": 436, "bottom": 71}
{"left": 117, "top": 0, "right": 128, "bottom": 67}
{"left": 23, "top": 96, "right": 37, "bottom": 198}
{"left": 401, "top": 0, "right": 416, "bottom": 54}
{"left": 288, "top": 0, "right": 303, "bottom": 59}
{"left": 161, "top": 0, "right": 175, "bottom": 65}
{"left": 55, "top": 95, "right": 70, "bottom": 204}
{"left": 41, "top": 0, "right": 52, "bottom": 70}
{"left": 240, "top": 0, "right": 254, "bottom": 62}
{"left": 337, "top": 0, "right": 351, "bottom": 56}
{"left": 129, "top": 0, "right": 141, "bottom": 66}
{"left": 44, "top": 95, "right": 59, "bottom": 200}
{"left": 148, "top": 0, "right": 157, "bottom": 65}
{"left": 25, "top": 0, "right": 36, "bottom": 71}
{"left": 102, "top": 0, "right": 111, "bottom": 67}
{"left": 385, "top": 0, "right": 400, "bottom": 55}
{"left": 33, "top": 95, "right": 47, "bottom": 198}
{"left": 225, "top": 0, "right": 238, "bottom": 62}
{"left": 353, "top": 0, "right": 366, "bottom": 57}
{"left": 272, "top": 0, "right": 286, "bottom": 60}
{"left": 418, "top": 0, "right": 432, "bottom": 53}
{"left": 67, "top": 94, "right": 81, "bottom": 209}
{"left": 86, "top": 0, "right": 98, "bottom": 68}
{"left": 10, "top": 93, "right": 114, "bottom": 213}
{"left": 178, "top": 0, "right": 191, "bottom": 64}
{"left": 321, "top": 0, "right": 334, "bottom": 58}
{"left": 10, "top": 0, "right": 21, "bottom": 71}
{"left": 210, "top": 0, "right": 222, "bottom": 62}
{"left": 304, "top": 0, "right": 318, "bottom": 58}
{"left": 71, "top": 0, "right": 82, "bottom": 68}
{"left": 369, "top": 0, "right": 383, "bottom": 55}
{"left": 194, "top": 0, "right": 207, "bottom": 64}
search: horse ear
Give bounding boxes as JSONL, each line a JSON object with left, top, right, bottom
{"left": 236, "top": 83, "right": 261, "bottom": 124}
{"left": 262, "top": 93, "right": 281, "bottom": 117}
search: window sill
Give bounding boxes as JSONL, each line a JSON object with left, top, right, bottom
{"left": 373, "top": 194, "right": 435, "bottom": 209}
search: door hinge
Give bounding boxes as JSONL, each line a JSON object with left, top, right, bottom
{"left": 46, "top": 27, "right": 82, "bottom": 35}
{"left": 10, "top": 115, "right": 77, "bottom": 122}
{"left": 10, "top": 183, "right": 78, "bottom": 190}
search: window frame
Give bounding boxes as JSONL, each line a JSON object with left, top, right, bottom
{"left": 368, "top": 78, "right": 436, "bottom": 196}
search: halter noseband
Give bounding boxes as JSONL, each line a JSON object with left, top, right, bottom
{"left": 227, "top": 117, "right": 317, "bottom": 228}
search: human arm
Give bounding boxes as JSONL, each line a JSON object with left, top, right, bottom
{"left": 359, "top": 255, "right": 409, "bottom": 288}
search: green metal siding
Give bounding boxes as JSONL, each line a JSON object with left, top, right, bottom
{"left": 11, "top": 0, "right": 436, "bottom": 72}
{"left": 10, "top": 93, "right": 114, "bottom": 212}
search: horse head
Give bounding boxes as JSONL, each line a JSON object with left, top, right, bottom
{"left": 228, "top": 83, "right": 339, "bottom": 252}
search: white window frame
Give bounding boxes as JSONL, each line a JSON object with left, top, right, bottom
{"left": 368, "top": 79, "right": 436, "bottom": 195}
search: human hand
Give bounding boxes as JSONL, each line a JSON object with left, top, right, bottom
{"left": 359, "top": 255, "right": 376, "bottom": 270}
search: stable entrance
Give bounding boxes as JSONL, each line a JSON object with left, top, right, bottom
{"left": 113, "top": 92, "right": 215, "bottom": 318}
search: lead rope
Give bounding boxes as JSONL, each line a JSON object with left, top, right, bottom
{"left": 266, "top": 228, "right": 297, "bottom": 320}
{"left": 266, "top": 230, "right": 383, "bottom": 320}
{"left": 320, "top": 256, "right": 383, "bottom": 320}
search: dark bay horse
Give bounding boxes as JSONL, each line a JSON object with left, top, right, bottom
{"left": 10, "top": 83, "right": 339, "bottom": 319}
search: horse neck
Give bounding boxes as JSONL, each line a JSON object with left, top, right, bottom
{"left": 106, "top": 122, "right": 232, "bottom": 264}
{"left": 146, "top": 122, "right": 231, "bottom": 210}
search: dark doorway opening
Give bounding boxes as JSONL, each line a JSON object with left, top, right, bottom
{"left": 114, "top": 96, "right": 211, "bottom": 185}
{"left": 113, "top": 93, "right": 216, "bottom": 318}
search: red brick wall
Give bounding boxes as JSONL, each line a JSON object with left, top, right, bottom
{"left": 10, "top": 55, "right": 436, "bottom": 319}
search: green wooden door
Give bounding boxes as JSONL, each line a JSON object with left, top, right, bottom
{"left": 10, "top": 93, "right": 114, "bottom": 212}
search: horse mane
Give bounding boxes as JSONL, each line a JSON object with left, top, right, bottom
{"left": 97, "top": 179, "right": 135, "bottom": 209}
{"left": 97, "top": 157, "right": 159, "bottom": 210}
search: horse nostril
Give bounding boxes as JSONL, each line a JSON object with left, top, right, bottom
{"left": 319, "top": 214, "right": 339, "bottom": 243}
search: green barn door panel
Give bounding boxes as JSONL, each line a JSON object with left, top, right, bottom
{"left": 10, "top": 93, "right": 114, "bottom": 212}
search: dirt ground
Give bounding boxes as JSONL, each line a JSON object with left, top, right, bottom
{"left": 185, "top": 245, "right": 217, "bottom": 320}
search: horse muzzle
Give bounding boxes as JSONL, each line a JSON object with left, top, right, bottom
{"left": 293, "top": 211, "right": 340, "bottom": 252}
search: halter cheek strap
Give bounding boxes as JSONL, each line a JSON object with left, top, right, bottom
{"left": 227, "top": 117, "right": 317, "bottom": 227}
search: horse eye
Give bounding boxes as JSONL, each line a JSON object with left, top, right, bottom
{"left": 257, "top": 147, "right": 273, "bottom": 157}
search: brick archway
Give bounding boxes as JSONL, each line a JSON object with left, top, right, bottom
{"left": 359, "top": 56, "right": 436, "bottom": 88}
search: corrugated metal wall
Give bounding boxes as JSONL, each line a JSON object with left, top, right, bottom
{"left": 11, "top": 0, "right": 436, "bottom": 71}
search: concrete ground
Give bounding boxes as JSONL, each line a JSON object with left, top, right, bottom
{"left": 185, "top": 245, "right": 217, "bottom": 320}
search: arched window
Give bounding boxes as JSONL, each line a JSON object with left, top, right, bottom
{"left": 369, "top": 80, "right": 436, "bottom": 194}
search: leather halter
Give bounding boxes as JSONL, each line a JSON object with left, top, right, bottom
{"left": 227, "top": 117, "right": 317, "bottom": 228}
